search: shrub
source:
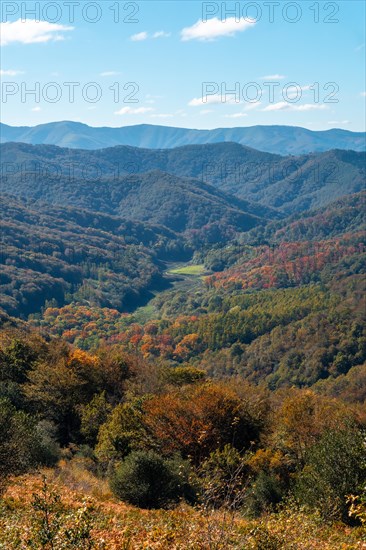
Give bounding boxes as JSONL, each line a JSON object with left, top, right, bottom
{"left": 246, "top": 472, "right": 284, "bottom": 517}
{"left": 0, "top": 398, "right": 59, "bottom": 493}
{"left": 142, "top": 383, "right": 261, "bottom": 464}
{"left": 295, "top": 426, "right": 366, "bottom": 522}
{"left": 250, "top": 523, "right": 285, "bottom": 550}
{"left": 35, "top": 420, "right": 61, "bottom": 466}
{"left": 199, "top": 444, "right": 248, "bottom": 509}
{"left": 164, "top": 366, "right": 205, "bottom": 386}
{"left": 109, "top": 450, "right": 193, "bottom": 509}
{"left": 26, "top": 477, "right": 99, "bottom": 549}
{"left": 95, "top": 400, "right": 145, "bottom": 466}
{"left": 348, "top": 490, "right": 366, "bottom": 527}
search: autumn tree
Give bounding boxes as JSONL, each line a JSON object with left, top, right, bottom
{"left": 79, "top": 391, "right": 112, "bottom": 446}
{"left": 95, "top": 399, "right": 147, "bottom": 466}
{"left": 24, "top": 349, "right": 102, "bottom": 442}
{"left": 143, "top": 383, "right": 261, "bottom": 464}
{"left": 271, "top": 389, "right": 353, "bottom": 463}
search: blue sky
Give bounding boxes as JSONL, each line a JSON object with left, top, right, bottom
{"left": 1, "top": 0, "right": 365, "bottom": 130}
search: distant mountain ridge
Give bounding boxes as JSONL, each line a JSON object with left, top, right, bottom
{"left": 1, "top": 121, "right": 365, "bottom": 155}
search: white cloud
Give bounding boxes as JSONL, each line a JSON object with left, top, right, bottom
{"left": 262, "top": 101, "right": 293, "bottom": 111}
{"left": 0, "top": 69, "right": 24, "bottom": 76}
{"left": 181, "top": 17, "right": 255, "bottom": 42}
{"left": 224, "top": 112, "right": 248, "bottom": 118}
{"left": 263, "top": 102, "right": 327, "bottom": 112}
{"left": 361, "top": 92, "right": 366, "bottom": 97}
{"left": 189, "top": 95, "right": 221, "bottom": 106}
{"left": 131, "top": 31, "right": 170, "bottom": 41}
{"left": 131, "top": 31, "right": 148, "bottom": 42}
{"left": 260, "top": 74, "right": 286, "bottom": 80}
{"left": 150, "top": 113, "right": 174, "bottom": 118}
{"left": 244, "top": 101, "right": 262, "bottom": 110}
{"left": 286, "top": 85, "right": 312, "bottom": 99}
{"left": 293, "top": 104, "right": 328, "bottom": 112}
{"left": 0, "top": 19, "right": 73, "bottom": 46}
{"left": 189, "top": 94, "right": 237, "bottom": 106}
{"left": 31, "top": 106, "right": 41, "bottom": 112}
{"left": 328, "top": 120, "right": 350, "bottom": 125}
{"left": 153, "top": 31, "right": 171, "bottom": 38}
{"left": 200, "top": 109, "right": 213, "bottom": 115}
{"left": 114, "top": 106, "right": 154, "bottom": 115}
{"left": 100, "top": 71, "right": 120, "bottom": 77}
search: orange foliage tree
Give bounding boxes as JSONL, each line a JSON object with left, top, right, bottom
{"left": 142, "top": 383, "right": 260, "bottom": 464}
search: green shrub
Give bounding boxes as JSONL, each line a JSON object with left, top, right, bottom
{"left": 199, "top": 444, "right": 248, "bottom": 509}
{"left": 295, "top": 426, "right": 366, "bottom": 522}
{"left": 246, "top": 472, "right": 284, "bottom": 517}
{"left": 0, "top": 398, "right": 59, "bottom": 492}
{"left": 95, "top": 400, "right": 146, "bottom": 467}
{"left": 35, "top": 420, "right": 61, "bottom": 466}
{"left": 26, "top": 477, "right": 99, "bottom": 549}
{"left": 79, "top": 392, "right": 112, "bottom": 446}
{"left": 109, "top": 450, "right": 194, "bottom": 509}
{"left": 164, "top": 366, "right": 205, "bottom": 386}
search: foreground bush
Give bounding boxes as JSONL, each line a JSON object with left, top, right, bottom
{"left": 295, "top": 426, "right": 366, "bottom": 522}
{"left": 199, "top": 444, "right": 248, "bottom": 509}
{"left": 0, "top": 398, "right": 59, "bottom": 493}
{"left": 109, "top": 450, "right": 194, "bottom": 509}
{"left": 246, "top": 471, "right": 285, "bottom": 518}
{"left": 2, "top": 476, "right": 99, "bottom": 549}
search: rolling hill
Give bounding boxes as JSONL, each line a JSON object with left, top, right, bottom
{"left": 0, "top": 170, "right": 266, "bottom": 236}
{"left": 0, "top": 195, "right": 183, "bottom": 316}
{"left": 244, "top": 191, "right": 366, "bottom": 244}
{"left": 2, "top": 142, "right": 364, "bottom": 215}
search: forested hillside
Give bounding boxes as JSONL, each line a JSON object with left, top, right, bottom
{"left": 21, "top": 191, "right": 365, "bottom": 396}
{"left": 2, "top": 142, "right": 365, "bottom": 214}
{"left": 0, "top": 195, "right": 184, "bottom": 316}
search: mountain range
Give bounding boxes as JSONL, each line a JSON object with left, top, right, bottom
{"left": 2, "top": 142, "right": 365, "bottom": 215}
{"left": 1, "top": 121, "right": 365, "bottom": 155}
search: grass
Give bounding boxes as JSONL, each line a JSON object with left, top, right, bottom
{"left": 132, "top": 303, "right": 157, "bottom": 324}
{"left": 0, "top": 462, "right": 364, "bottom": 550}
{"left": 168, "top": 264, "right": 206, "bottom": 276}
